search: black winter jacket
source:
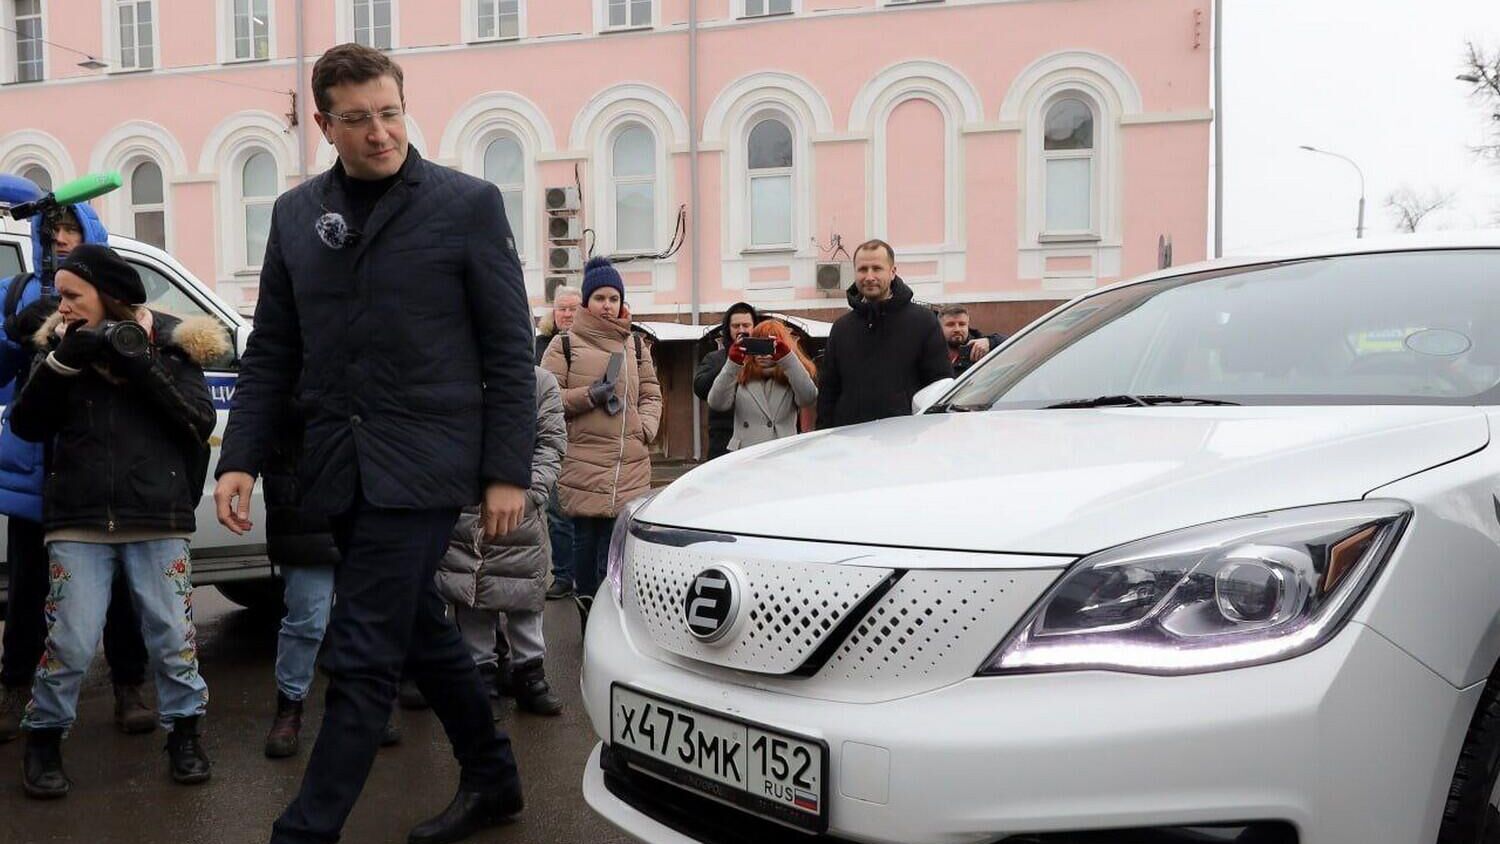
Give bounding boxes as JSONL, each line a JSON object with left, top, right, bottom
{"left": 693, "top": 347, "right": 733, "bottom": 458}
{"left": 263, "top": 396, "right": 338, "bottom": 568}
{"left": 816, "top": 277, "right": 952, "bottom": 429}
{"left": 10, "top": 311, "right": 223, "bottom": 535}
{"left": 218, "top": 149, "right": 536, "bottom": 515}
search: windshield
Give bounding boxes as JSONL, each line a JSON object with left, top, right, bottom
{"left": 945, "top": 250, "right": 1500, "bottom": 409}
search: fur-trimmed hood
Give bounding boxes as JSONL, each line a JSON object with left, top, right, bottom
{"left": 34, "top": 309, "right": 232, "bottom": 368}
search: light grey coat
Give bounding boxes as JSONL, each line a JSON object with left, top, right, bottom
{"left": 437, "top": 367, "right": 567, "bottom": 614}
{"left": 706, "top": 354, "right": 817, "bottom": 451}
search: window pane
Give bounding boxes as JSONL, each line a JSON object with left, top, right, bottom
{"left": 138, "top": 1, "right": 152, "bottom": 26}
{"left": 609, "top": 0, "right": 626, "bottom": 27}
{"left": 1045, "top": 98, "right": 1094, "bottom": 150}
{"left": 748, "top": 119, "right": 793, "bottom": 169}
{"left": 746, "top": 0, "right": 763, "bottom": 14}
{"left": 615, "top": 183, "right": 654, "bottom": 252}
{"left": 131, "top": 161, "right": 164, "bottom": 204}
{"left": 0, "top": 243, "right": 22, "bottom": 279}
{"left": 501, "top": 189, "right": 523, "bottom": 253}
{"left": 483, "top": 136, "right": 524, "bottom": 185}
{"left": 631, "top": 0, "right": 651, "bottom": 25}
{"left": 245, "top": 203, "right": 272, "bottom": 266}
{"left": 133, "top": 262, "right": 214, "bottom": 323}
{"left": 498, "top": 0, "right": 519, "bottom": 37}
{"left": 120, "top": 7, "right": 136, "bottom": 67}
{"left": 243, "top": 151, "right": 277, "bottom": 197}
{"left": 771, "top": 0, "right": 791, "bottom": 11}
{"left": 254, "top": 0, "right": 270, "bottom": 57}
{"left": 20, "top": 165, "right": 51, "bottom": 192}
{"left": 139, "top": 41, "right": 153, "bottom": 68}
{"left": 477, "top": 1, "right": 495, "bottom": 38}
{"left": 1045, "top": 157, "right": 1092, "bottom": 232}
{"left": 134, "top": 211, "right": 166, "bottom": 249}
{"left": 750, "top": 174, "right": 792, "bottom": 246}
{"left": 374, "top": 0, "right": 390, "bottom": 28}
{"left": 613, "top": 126, "right": 654, "bottom": 178}
{"left": 16, "top": 0, "right": 39, "bottom": 15}
{"left": 355, "top": 0, "right": 370, "bottom": 38}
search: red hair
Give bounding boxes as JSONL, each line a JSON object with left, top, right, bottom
{"left": 739, "top": 319, "right": 816, "bottom": 385}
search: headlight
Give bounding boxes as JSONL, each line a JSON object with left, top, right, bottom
{"left": 606, "top": 492, "right": 658, "bottom": 602}
{"left": 981, "top": 500, "right": 1410, "bottom": 676}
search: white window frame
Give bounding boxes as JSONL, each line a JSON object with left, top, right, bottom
{"left": 480, "top": 131, "right": 528, "bottom": 261}
{"left": 122, "top": 155, "right": 167, "bottom": 249}
{"left": 607, "top": 121, "right": 658, "bottom": 256}
{"left": 336, "top": 0, "right": 399, "bottom": 50}
{"left": 745, "top": 115, "right": 794, "bottom": 250}
{"left": 236, "top": 147, "right": 277, "bottom": 272}
{"left": 5, "top": 0, "right": 46, "bottom": 84}
{"left": 595, "top": 0, "right": 653, "bottom": 33}
{"left": 736, "top": 0, "right": 796, "bottom": 19}
{"left": 218, "top": 0, "right": 273, "bottom": 64}
{"left": 1038, "top": 93, "right": 1100, "bottom": 240}
{"left": 464, "top": 0, "right": 522, "bottom": 42}
{"left": 104, "top": 0, "right": 158, "bottom": 72}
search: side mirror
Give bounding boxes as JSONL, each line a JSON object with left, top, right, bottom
{"left": 911, "top": 378, "right": 956, "bottom": 415}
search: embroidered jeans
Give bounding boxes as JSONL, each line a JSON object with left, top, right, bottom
{"left": 25, "top": 539, "right": 208, "bottom": 731}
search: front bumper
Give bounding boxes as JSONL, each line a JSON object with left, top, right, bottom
{"left": 581, "top": 588, "right": 1478, "bottom": 844}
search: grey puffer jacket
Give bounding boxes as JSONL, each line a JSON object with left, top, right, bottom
{"left": 436, "top": 367, "right": 566, "bottom": 614}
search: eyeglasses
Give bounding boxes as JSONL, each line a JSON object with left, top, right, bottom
{"left": 321, "top": 107, "right": 405, "bottom": 129}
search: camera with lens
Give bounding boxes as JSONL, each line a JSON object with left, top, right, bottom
{"left": 98, "top": 320, "right": 149, "bottom": 359}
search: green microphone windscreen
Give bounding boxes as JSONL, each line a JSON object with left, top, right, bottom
{"left": 50, "top": 172, "right": 122, "bottom": 206}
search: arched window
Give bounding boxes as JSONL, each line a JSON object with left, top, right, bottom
{"left": 1042, "top": 97, "right": 1095, "bottom": 235}
{"left": 483, "top": 134, "right": 525, "bottom": 256}
{"left": 19, "top": 164, "right": 51, "bottom": 192}
{"left": 240, "top": 150, "right": 277, "bottom": 268}
{"left": 611, "top": 124, "right": 656, "bottom": 253}
{"left": 747, "top": 117, "right": 793, "bottom": 247}
{"left": 128, "top": 159, "right": 166, "bottom": 249}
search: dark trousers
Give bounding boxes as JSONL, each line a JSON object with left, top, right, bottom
{"left": 1, "top": 516, "right": 147, "bottom": 689}
{"left": 571, "top": 515, "right": 616, "bottom": 600}
{"left": 546, "top": 490, "right": 574, "bottom": 587}
{"left": 270, "top": 498, "right": 519, "bottom": 844}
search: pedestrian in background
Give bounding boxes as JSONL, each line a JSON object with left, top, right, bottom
{"left": 707, "top": 318, "right": 817, "bottom": 451}
{"left": 692, "top": 301, "right": 758, "bottom": 460}
{"left": 10, "top": 244, "right": 220, "bottom": 797}
{"left": 0, "top": 200, "right": 154, "bottom": 742}
{"left": 938, "top": 305, "right": 1006, "bottom": 377}
{"left": 440, "top": 365, "right": 568, "bottom": 716}
{"left": 537, "top": 286, "right": 580, "bottom": 600}
{"left": 541, "top": 257, "right": 661, "bottom": 618}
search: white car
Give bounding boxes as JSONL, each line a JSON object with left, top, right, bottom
{"left": 581, "top": 234, "right": 1500, "bottom": 844}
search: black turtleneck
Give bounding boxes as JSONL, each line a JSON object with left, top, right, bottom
{"left": 335, "top": 166, "right": 400, "bottom": 234}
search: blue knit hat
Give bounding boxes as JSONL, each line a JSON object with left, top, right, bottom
{"left": 581, "top": 256, "right": 625, "bottom": 303}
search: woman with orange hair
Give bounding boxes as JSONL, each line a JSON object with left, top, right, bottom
{"left": 706, "top": 319, "right": 818, "bottom": 451}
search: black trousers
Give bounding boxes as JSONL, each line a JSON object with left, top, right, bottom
{"left": 270, "top": 498, "right": 520, "bottom": 844}
{"left": 1, "top": 516, "right": 148, "bottom": 689}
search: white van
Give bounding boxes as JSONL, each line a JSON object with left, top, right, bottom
{"left": 0, "top": 217, "right": 275, "bottom": 613}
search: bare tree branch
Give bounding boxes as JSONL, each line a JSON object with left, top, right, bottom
{"left": 1461, "top": 41, "right": 1500, "bottom": 161}
{"left": 1384, "top": 185, "right": 1456, "bottom": 233}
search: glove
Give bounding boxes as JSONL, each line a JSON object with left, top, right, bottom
{"left": 727, "top": 338, "right": 748, "bottom": 366}
{"left": 772, "top": 338, "right": 792, "bottom": 361}
{"left": 587, "top": 377, "right": 615, "bottom": 408}
{"left": 3, "top": 295, "right": 58, "bottom": 345}
{"left": 53, "top": 321, "right": 105, "bottom": 370}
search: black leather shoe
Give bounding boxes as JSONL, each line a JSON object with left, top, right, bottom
{"left": 264, "top": 692, "right": 303, "bottom": 759}
{"left": 407, "top": 784, "right": 524, "bottom": 844}
{"left": 512, "top": 659, "right": 563, "bottom": 717}
{"left": 165, "top": 716, "right": 211, "bottom": 785}
{"left": 22, "top": 728, "right": 69, "bottom": 799}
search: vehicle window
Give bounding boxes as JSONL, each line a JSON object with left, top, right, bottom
{"left": 128, "top": 260, "right": 239, "bottom": 371}
{"left": 948, "top": 250, "right": 1500, "bottom": 408}
{"left": 0, "top": 241, "right": 22, "bottom": 279}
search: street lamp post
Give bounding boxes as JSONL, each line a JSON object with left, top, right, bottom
{"left": 1298, "top": 145, "right": 1366, "bottom": 239}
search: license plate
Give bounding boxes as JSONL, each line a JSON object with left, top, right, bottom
{"left": 610, "top": 684, "right": 829, "bottom": 834}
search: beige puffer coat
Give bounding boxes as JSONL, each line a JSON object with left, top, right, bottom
{"left": 541, "top": 306, "right": 661, "bottom": 518}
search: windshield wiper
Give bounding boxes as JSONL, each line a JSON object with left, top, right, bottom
{"left": 1043, "top": 394, "right": 1241, "bottom": 409}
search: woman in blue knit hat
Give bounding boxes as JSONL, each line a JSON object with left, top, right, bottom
{"left": 540, "top": 257, "right": 660, "bottom": 622}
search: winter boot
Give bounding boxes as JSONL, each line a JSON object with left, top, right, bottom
{"left": 264, "top": 693, "right": 303, "bottom": 759}
{"left": 0, "top": 685, "right": 27, "bottom": 743}
{"left": 512, "top": 659, "right": 563, "bottom": 717}
{"left": 113, "top": 684, "right": 157, "bottom": 735}
{"left": 22, "top": 728, "right": 68, "bottom": 799}
{"left": 165, "top": 716, "right": 211, "bottom": 785}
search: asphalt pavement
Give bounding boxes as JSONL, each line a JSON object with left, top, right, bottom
{"left": 0, "top": 586, "right": 628, "bottom": 844}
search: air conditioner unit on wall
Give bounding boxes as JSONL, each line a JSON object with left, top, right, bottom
{"left": 545, "top": 186, "right": 580, "bottom": 213}
{"left": 549, "top": 246, "right": 582, "bottom": 271}
{"left": 816, "top": 262, "right": 849, "bottom": 292}
{"left": 545, "top": 276, "right": 570, "bottom": 302}
{"left": 548, "top": 215, "right": 583, "bottom": 242}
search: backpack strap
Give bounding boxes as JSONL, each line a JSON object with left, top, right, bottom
{"left": 4, "top": 272, "right": 34, "bottom": 319}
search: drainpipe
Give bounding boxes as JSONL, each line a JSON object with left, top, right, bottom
{"left": 1212, "top": 0, "right": 1223, "bottom": 257}
{"left": 688, "top": 0, "right": 703, "bottom": 461}
{"left": 295, "top": 0, "right": 308, "bottom": 180}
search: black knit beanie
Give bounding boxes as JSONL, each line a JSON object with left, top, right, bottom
{"left": 57, "top": 243, "right": 146, "bottom": 305}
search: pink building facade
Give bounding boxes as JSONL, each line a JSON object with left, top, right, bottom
{"left": 0, "top": 0, "right": 1212, "bottom": 316}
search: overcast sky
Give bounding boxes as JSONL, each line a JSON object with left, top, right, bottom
{"left": 1222, "top": 0, "right": 1500, "bottom": 254}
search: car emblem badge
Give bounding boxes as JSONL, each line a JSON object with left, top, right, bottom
{"left": 685, "top": 565, "right": 741, "bottom": 644}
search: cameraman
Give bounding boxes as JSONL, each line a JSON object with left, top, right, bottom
{"left": 9, "top": 244, "right": 221, "bottom": 798}
{"left": 938, "top": 305, "right": 1006, "bottom": 376}
{"left": 0, "top": 203, "right": 153, "bottom": 742}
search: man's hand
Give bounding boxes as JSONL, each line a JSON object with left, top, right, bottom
{"left": 483, "top": 482, "right": 527, "bottom": 540}
{"left": 214, "top": 471, "right": 257, "bottom": 535}
{"left": 969, "top": 337, "right": 992, "bottom": 362}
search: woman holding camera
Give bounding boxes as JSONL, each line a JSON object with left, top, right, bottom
{"left": 707, "top": 318, "right": 817, "bottom": 451}
{"left": 9, "top": 244, "right": 222, "bottom": 798}
{"left": 541, "top": 257, "right": 660, "bottom": 613}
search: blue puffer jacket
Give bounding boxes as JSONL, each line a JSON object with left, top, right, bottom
{"left": 0, "top": 201, "right": 110, "bottom": 522}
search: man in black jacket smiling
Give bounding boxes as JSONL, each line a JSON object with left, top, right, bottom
{"left": 214, "top": 44, "right": 535, "bottom": 844}
{"left": 817, "top": 240, "right": 951, "bottom": 429}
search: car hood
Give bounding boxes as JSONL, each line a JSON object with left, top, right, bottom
{"left": 641, "top": 407, "right": 1489, "bottom": 557}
